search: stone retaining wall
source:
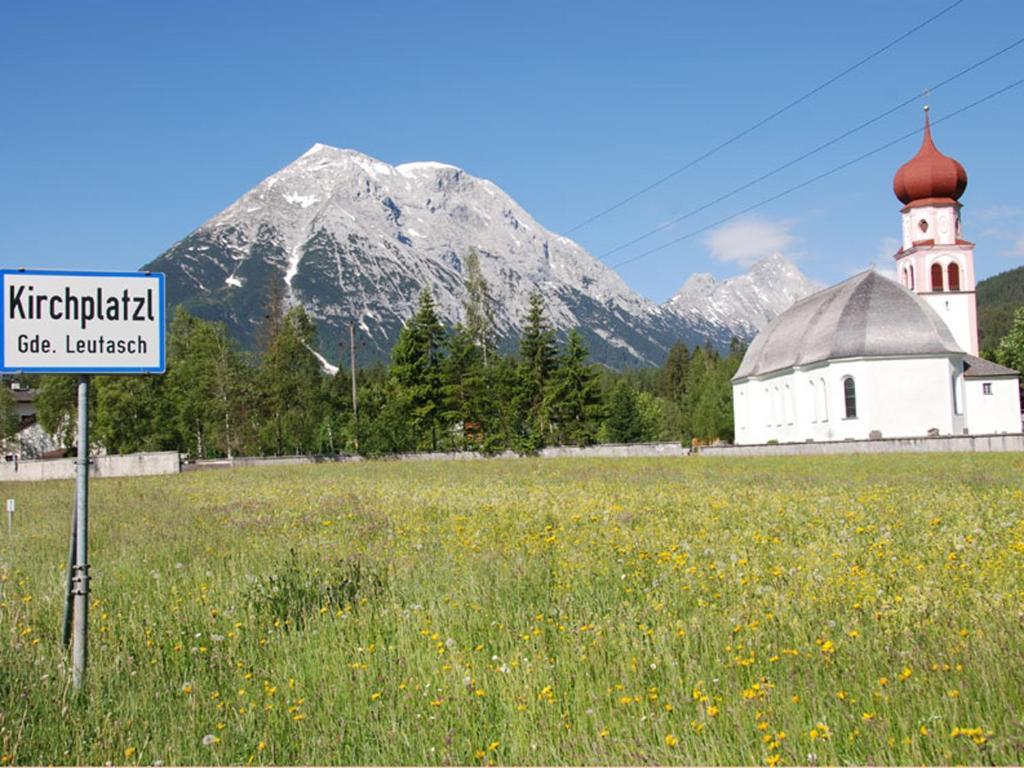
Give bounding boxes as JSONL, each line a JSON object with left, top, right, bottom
{"left": 0, "top": 451, "right": 182, "bottom": 482}
{"left": 700, "top": 433, "right": 1024, "bottom": 457}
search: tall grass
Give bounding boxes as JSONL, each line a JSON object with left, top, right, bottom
{"left": 1, "top": 454, "right": 1023, "bottom": 765}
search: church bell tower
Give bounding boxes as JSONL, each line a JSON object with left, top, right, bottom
{"left": 892, "top": 107, "right": 978, "bottom": 356}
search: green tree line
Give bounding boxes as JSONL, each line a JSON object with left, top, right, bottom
{"left": 31, "top": 255, "right": 747, "bottom": 457}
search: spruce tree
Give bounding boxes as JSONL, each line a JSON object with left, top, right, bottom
{"left": 604, "top": 380, "right": 644, "bottom": 443}
{"left": 391, "top": 290, "right": 447, "bottom": 451}
{"left": 660, "top": 342, "right": 690, "bottom": 401}
{"left": 442, "top": 324, "right": 488, "bottom": 450}
{"left": 545, "top": 329, "right": 602, "bottom": 446}
{"left": 516, "top": 290, "right": 558, "bottom": 447}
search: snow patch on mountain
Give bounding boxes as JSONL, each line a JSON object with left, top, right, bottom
{"left": 145, "top": 145, "right": 817, "bottom": 367}
{"left": 664, "top": 253, "right": 822, "bottom": 339}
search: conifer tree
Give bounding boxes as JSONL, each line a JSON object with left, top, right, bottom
{"left": 391, "top": 290, "right": 447, "bottom": 451}
{"left": 604, "top": 379, "right": 644, "bottom": 443}
{"left": 546, "top": 329, "right": 603, "bottom": 446}
{"left": 442, "top": 324, "right": 488, "bottom": 450}
{"left": 516, "top": 290, "right": 558, "bottom": 447}
{"left": 660, "top": 341, "right": 690, "bottom": 401}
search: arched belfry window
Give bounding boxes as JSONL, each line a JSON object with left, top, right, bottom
{"left": 843, "top": 376, "right": 857, "bottom": 419}
{"left": 931, "top": 263, "right": 944, "bottom": 292}
{"left": 909, "top": 264, "right": 915, "bottom": 290}
{"left": 947, "top": 262, "right": 960, "bottom": 292}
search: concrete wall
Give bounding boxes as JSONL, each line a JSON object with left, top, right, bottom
{"left": 0, "top": 451, "right": 181, "bottom": 482}
{"left": 701, "top": 432, "right": 1024, "bottom": 457}
{"left": 538, "top": 442, "right": 689, "bottom": 459}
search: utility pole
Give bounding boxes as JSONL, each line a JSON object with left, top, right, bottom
{"left": 349, "top": 323, "right": 359, "bottom": 453}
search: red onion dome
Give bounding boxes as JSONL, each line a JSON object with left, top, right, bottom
{"left": 893, "top": 109, "right": 967, "bottom": 205}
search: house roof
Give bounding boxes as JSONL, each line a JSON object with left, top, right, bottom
{"left": 734, "top": 270, "right": 962, "bottom": 380}
{"left": 962, "top": 354, "right": 1019, "bottom": 379}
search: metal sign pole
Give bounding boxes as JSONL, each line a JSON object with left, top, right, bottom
{"left": 71, "top": 375, "right": 90, "bottom": 692}
{"left": 62, "top": 493, "right": 76, "bottom": 648}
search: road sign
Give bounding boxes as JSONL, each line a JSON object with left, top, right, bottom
{"left": 0, "top": 269, "right": 165, "bottom": 373}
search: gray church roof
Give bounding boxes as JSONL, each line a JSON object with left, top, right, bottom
{"left": 962, "top": 354, "right": 1019, "bottom": 378}
{"left": 734, "top": 270, "right": 963, "bottom": 380}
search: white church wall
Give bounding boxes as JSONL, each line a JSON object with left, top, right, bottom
{"left": 964, "top": 378, "right": 1023, "bottom": 434}
{"left": 734, "top": 356, "right": 963, "bottom": 445}
{"left": 834, "top": 357, "right": 961, "bottom": 439}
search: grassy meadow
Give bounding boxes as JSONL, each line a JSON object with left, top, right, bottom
{"left": 1, "top": 454, "right": 1024, "bottom": 765}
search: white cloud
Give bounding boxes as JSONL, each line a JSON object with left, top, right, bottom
{"left": 704, "top": 215, "right": 798, "bottom": 266}
{"left": 842, "top": 238, "right": 900, "bottom": 281}
{"left": 978, "top": 225, "right": 1024, "bottom": 260}
{"left": 1010, "top": 235, "right": 1024, "bottom": 258}
{"left": 973, "top": 204, "right": 1024, "bottom": 222}
{"left": 877, "top": 236, "right": 900, "bottom": 261}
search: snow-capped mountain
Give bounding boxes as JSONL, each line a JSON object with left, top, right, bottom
{"left": 665, "top": 253, "right": 822, "bottom": 341}
{"left": 144, "top": 144, "right": 815, "bottom": 367}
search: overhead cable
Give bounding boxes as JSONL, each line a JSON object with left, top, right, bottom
{"left": 601, "top": 35, "right": 1024, "bottom": 259}
{"left": 610, "top": 76, "right": 1024, "bottom": 270}
{"left": 564, "top": 0, "right": 967, "bottom": 235}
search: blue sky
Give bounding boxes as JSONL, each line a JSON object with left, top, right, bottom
{"left": 3, "top": 0, "right": 1023, "bottom": 303}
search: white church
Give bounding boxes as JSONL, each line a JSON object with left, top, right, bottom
{"left": 732, "top": 110, "right": 1022, "bottom": 445}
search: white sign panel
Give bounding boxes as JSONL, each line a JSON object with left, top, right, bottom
{"left": 0, "top": 270, "right": 165, "bottom": 373}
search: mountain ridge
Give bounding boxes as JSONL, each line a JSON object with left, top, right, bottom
{"left": 144, "top": 144, "right": 818, "bottom": 368}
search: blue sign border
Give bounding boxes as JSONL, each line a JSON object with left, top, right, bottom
{"left": 0, "top": 269, "right": 166, "bottom": 374}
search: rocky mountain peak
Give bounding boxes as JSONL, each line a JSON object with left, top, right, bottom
{"left": 665, "top": 254, "right": 821, "bottom": 338}
{"left": 144, "top": 146, "right": 818, "bottom": 368}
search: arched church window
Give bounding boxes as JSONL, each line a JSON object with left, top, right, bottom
{"left": 931, "top": 263, "right": 944, "bottom": 292}
{"left": 819, "top": 378, "right": 828, "bottom": 422}
{"left": 809, "top": 380, "right": 818, "bottom": 423}
{"left": 843, "top": 377, "right": 857, "bottom": 419}
{"left": 947, "top": 262, "right": 960, "bottom": 291}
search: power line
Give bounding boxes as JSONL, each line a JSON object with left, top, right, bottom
{"left": 564, "top": 0, "right": 967, "bottom": 235}
{"left": 609, "top": 76, "right": 1024, "bottom": 270}
{"left": 600, "top": 34, "right": 1024, "bottom": 259}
